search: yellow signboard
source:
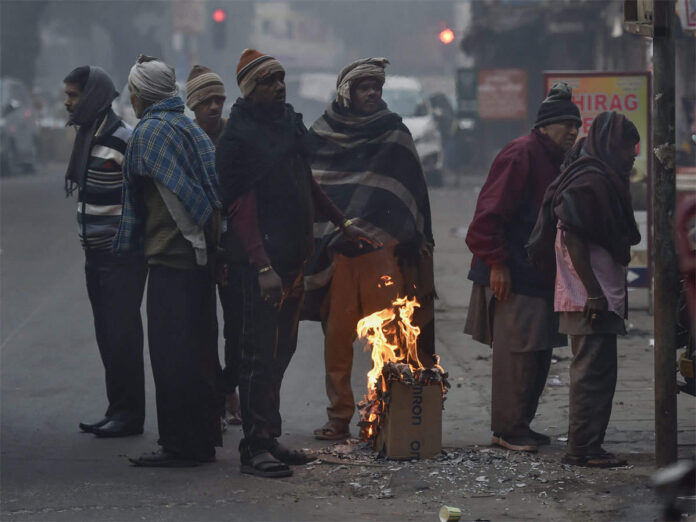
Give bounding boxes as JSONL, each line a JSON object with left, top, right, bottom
{"left": 545, "top": 72, "right": 651, "bottom": 287}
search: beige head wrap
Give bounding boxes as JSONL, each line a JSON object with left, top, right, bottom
{"left": 335, "top": 57, "right": 389, "bottom": 108}
{"left": 128, "top": 54, "right": 178, "bottom": 104}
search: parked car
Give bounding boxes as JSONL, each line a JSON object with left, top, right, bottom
{"left": 0, "top": 77, "right": 39, "bottom": 177}
{"left": 382, "top": 76, "right": 444, "bottom": 187}
{"left": 112, "top": 82, "right": 196, "bottom": 127}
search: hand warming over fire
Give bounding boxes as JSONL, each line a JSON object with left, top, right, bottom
{"left": 258, "top": 268, "right": 283, "bottom": 308}
{"left": 341, "top": 223, "right": 383, "bottom": 249}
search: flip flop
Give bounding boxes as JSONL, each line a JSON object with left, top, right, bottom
{"left": 313, "top": 421, "right": 350, "bottom": 441}
{"left": 240, "top": 451, "right": 293, "bottom": 478}
{"left": 271, "top": 441, "right": 316, "bottom": 465}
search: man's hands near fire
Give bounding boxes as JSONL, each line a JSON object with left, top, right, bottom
{"left": 342, "top": 223, "right": 383, "bottom": 249}
{"left": 258, "top": 268, "right": 283, "bottom": 308}
{"left": 490, "top": 263, "right": 511, "bottom": 301}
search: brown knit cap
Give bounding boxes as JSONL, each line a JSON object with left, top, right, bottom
{"left": 236, "top": 49, "right": 284, "bottom": 97}
{"left": 185, "top": 65, "right": 225, "bottom": 110}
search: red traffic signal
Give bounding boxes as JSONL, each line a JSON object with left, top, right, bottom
{"left": 439, "top": 27, "right": 455, "bottom": 45}
{"left": 212, "top": 8, "right": 227, "bottom": 23}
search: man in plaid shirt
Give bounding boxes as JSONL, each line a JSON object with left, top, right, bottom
{"left": 114, "top": 55, "right": 223, "bottom": 468}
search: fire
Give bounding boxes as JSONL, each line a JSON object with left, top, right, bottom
{"left": 356, "top": 295, "right": 447, "bottom": 444}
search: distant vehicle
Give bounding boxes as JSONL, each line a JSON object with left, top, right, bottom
{"left": 112, "top": 82, "right": 195, "bottom": 127}
{"left": 0, "top": 77, "right": 39, "bottom": 177}
{"left": 382, "top": 76, "right": 444, "bottom": 187}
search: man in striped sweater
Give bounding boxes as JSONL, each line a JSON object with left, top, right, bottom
{"left": 64, "top": 66, "right": 147, "bottom": 438}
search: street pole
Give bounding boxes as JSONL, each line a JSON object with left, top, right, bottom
{"left": 652, "top": 0, "right": 678, "bottom": 468}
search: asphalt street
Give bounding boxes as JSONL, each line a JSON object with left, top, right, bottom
{"left": 2, "top": 167, "right": 694, "bottom": 521}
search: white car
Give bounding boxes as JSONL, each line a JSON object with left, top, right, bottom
{"left": 382, "top": 76, "right": 444, "bottom": 186}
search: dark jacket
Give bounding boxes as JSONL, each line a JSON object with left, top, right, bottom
{"left": 215, "top": 98, "right": 314, "bottom": 274}
{"left": 466, "top": 129, "right": 566, "bottom": 298}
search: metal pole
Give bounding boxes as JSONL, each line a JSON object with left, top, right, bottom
{"left": 652, "top": 0, "right": 678, "bottom": 468}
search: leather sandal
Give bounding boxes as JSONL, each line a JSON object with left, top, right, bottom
{"left": 313, "top": 420, "right": 351, "bottom": 441}
{"left": 240, "top": 451, "right": 293, "bottom": 478}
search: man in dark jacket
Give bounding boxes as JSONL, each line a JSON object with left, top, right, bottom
{"left": 464, "top": 83, "right": 580, "bottom": 452}
{"left": 215, "top": 49, "right": 375, "bottom": 478}
{"left": 63, "top": 66, "right": 147, "bottom": 438}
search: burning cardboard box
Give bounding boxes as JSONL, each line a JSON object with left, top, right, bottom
{"left": 357, "top": 296, "right": 448, "bottom": 460}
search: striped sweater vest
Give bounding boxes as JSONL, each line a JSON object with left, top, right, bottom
{"left": 77, "top": 117, "right": 132, "bottom": 250}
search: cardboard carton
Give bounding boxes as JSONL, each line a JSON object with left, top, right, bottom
{"left": 375, "top": 381, "right": 442, "bottom": 459}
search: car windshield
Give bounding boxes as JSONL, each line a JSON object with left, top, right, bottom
{"left": 382, "top": 89, "right": 427, "bottom": 118}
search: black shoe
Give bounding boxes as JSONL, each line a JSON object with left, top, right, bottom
{"left": 92, "top": 419, "right": 143, "bottom": 438}
{"left": 79, "top": 417, "right": 109, "bottom": 433}
{"left": 492, "top": 433, "right": 538, "bottom": 452}
{"left": 129, "top": 448, "right": 200, "bottom": 468}
{"left": 530, "top": 429, "right": 551, "bottom": 445}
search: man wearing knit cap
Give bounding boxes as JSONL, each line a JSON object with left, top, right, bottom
{"left": 115, "top": 54, "right": 223, "bottom": 467}
{"left": 186, "top": 65, "right": 242, "bottom": 427}
{"left": 464, "top": 83, "right": 580, "bottom": 453}
{"left": 216, "top": 49, "right": 377, "bottom": 478}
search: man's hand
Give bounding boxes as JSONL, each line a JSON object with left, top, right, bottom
{"left": 342, "top": 223, "right": 383, "bottom": 249}
{"left": 258, "top": 268, "right": 283, "bottom": 308}
{"left": 490, "top": 263, "right": 511, "bottom": 301}
{"left": 419, "top": 241, "right": 434, "bottom": 258}
{"left": 584, "top": 294, "right": 608, "bottom": 324}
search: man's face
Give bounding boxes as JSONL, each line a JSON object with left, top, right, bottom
{"left": 194, "top": 95, "right": 225, "bottom": 127}
{"left": 540, "top": 120, "right": 580, "bottom": 152}
{"left": 249, "top": 71, "right": 285, "bottom": 112}
{"left": 350, "top": 78, "right": 382, "bottom": 116}
{"left": 64, "top": 83, "right": 81, "bottom": 114}
{"left": 617, "top": 139, "right": 639, "bottom": 173}
{"left": 129, "top": 87, "right": 147, "bottom": 119}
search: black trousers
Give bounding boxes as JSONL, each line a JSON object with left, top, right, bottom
{"left": 147, "top": 264, "right": 222, "bottom": 458}
{"left": 217, "top": 267, "right": 243, "bottom": 394}
{"left": 85, "top": 250, "right": 147, "bottom": 425}
{"left": 238, "top": 267, "right": 304, "bottom": 453}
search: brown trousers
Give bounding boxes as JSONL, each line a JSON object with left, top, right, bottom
{"left": 567, "top": 333, "right": 617, "bottom": 456}
{"left": 491, "top": 348, "right": 553, "bottom": 437}
{"left": 321, "top": 246, "right": 404, "bottom": 423}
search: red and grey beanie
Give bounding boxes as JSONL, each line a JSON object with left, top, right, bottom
{"left": 236, "top": 49, "right": 284, "bottom": 97}
{"left": 185, "top": 65, "right": 225, "bottom": 110}
{"left": 534, "top": 82, "right": 582, "bottom": 128}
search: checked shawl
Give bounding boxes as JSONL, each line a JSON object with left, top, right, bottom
{"left": 303, "top": 102, "right": 433, "bottom": 318}
{"left": 114, "top": 96, "right": 221, "bottom": 253}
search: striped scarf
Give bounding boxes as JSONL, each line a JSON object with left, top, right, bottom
{"left": 303, "top": 101, "right": 433, "bottom": 315}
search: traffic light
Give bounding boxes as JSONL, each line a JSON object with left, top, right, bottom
{"left": 212, "top": 8, "right": 227, "bottom": 49}
{"left": 439, "top": 27, "right": 455, "bottom": 45}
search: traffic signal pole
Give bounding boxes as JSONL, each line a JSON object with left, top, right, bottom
{"left": 652, "top": 0, "right": 678, "bottom": 468}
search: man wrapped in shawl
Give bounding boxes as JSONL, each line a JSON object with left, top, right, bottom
{"left": 114, "top": 54, "right": 223, "bottom": 468}
{"left": 529, "top": 111, "right": 640, "bottom": 467}
{"left": 304, "top": 58, "right": 435, "bottom": 441}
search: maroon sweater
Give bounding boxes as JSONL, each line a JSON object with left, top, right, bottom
{"left": 466, "top": 129, "right": 566, "bottom": 297}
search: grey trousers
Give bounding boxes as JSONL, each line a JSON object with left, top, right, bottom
{"left": 567, "top": 333, "right": 617, "bottom": 456}
{"left": 492, "top": 348, "right": 553, "bottom": 436}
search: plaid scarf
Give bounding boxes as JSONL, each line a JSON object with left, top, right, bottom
{"left": 114, "top": 96, "right": 221, "bottom": 253}
{"left": 302, "top": 101, "right": 433, "bottom": 318}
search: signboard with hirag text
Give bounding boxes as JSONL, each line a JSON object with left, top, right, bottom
{"left": 544, "top": 72, "right": 651, "bottom": 288}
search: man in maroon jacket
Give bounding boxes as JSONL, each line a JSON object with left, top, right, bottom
{"left": 464, "top": 83, "right": 580, "bottom": 452}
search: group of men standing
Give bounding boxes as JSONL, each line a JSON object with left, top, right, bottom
{"left": 64, "top": 49, "right": 434, "bottom": 477}
{"left": 64, "top": 45, "right": 640, "bottom": 476}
